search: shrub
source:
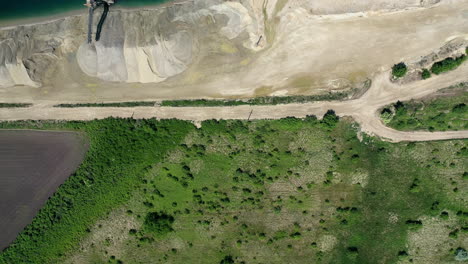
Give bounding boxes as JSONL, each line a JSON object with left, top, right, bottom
{"left": 55, "top": 102, "right": 156, "bottom": 108}
{"left": 220, "top": 255, "right": 235, "bottom": 264}
{"left": 160, "top": 93, "right": 349, "bottom": 107}
{"left": 322, "top": 110, "right": 339, "bottom": 128}
{"left": 452, "top": 103, "right": 466, "bottom": 114}
{"left": 398, "top": 250, "right": 409, "bottom": 260}
{"left": 405, "top": 220, "right": 423, "bottom": 230}
{"left": 421, "top": 68, "right": 431, "bottom": 79}
{"left": 144, "top": 212, "right": 175, "bottom": 236}
{"left": 347, "top": 247, "right": 359, "bottom": 259}
{"left": 431, "top": 55, "right": 467, "bottom": 75}
{"left": 392, "top": 63, "right": 408, "bottom": 78}
{"left": 455, "top": 248, "right": 468, "bottom": 261}
{"left": 380, "top": 108, "right": 393, "bottom": 124}
{"left": 0, "top": 103, "right": 32, "bottom": 108}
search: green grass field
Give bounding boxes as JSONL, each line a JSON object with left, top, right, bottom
{"left": 0, "top": 117, "right": 466, "bottom": 264}
{"left": 383, "top": 90, "right": 467, "bottom": 131}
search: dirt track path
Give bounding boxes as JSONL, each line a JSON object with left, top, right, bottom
{"left": 1, "top": 64, "right": 467, "bottom": 142}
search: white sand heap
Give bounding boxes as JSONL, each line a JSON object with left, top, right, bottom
{"left": 75, "top": 0, "right": 264, "bottom": 84}
{"left": 77, "top": 30, "right": 193, "bottom": 83}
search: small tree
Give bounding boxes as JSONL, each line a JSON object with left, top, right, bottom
{"left": 452, "top": 103, "right": 466, "bottom": 114}
{"left": 144, "top": 211, "right": 174, "bottom": 236}
{"left": 455, "top": 248, "right": 468, "bottom": 261}
{"left": 392, "top": 62, "right": 408, "bottom": 78}
{"left": 220, "top": 255, "right": 235, "bottom": 264}
{"left": 322, "top": 110, "right": 339, "bottom": 128}
{"left": 421, "top": 68, "right": 431, "bottom": 79}
{"left": 380, "top": 108, "right": 393, "bottom": 124}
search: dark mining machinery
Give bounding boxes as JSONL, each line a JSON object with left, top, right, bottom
{"left": 85, "top": 0, "right": 114, "bottom": 43}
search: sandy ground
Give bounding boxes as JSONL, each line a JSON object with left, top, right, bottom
{"left": 1, "top": 0, "right": 468, "bottom": 101}
{"left": 1, "top": 62, "right": 467, "bottom": 142}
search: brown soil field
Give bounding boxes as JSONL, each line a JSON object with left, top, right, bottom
{"left": 0, "top": 130, "right": 88, "bottom": 250}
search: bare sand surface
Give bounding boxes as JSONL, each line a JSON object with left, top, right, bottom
{"left": 1, "top": 0, "right": 468, "bottom": 101}
{"left": 1, "top": 63, "right": 467, "bottom": 142}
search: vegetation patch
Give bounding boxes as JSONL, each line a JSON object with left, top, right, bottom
{"left": 382, "top": 91, "right": 468, "bottom": 131}
{"left": 54, "top": 102, "right": 156, "bottom": 107}
{"left": 392, "top": 62, "right": 407, "bottom": 78}
{"left": 0, "top": 103, "right": 32, "bottom": 108}
{"left": 1, "top": 115, "right": 466, "bottom": 264}
{"left": 430, "top": 55, "right": 467, "bottom": 75}
{"left": 144, "top": 212, "right": 174, "bottom": 236}
{"left": 0, "top": 118, "right": 194, "bottom": 263}
{"left": 421, "top": 68, "right": 431, "bottom": 80}
{"left": 160, "top": 93, "right": 349, "bottom": 107}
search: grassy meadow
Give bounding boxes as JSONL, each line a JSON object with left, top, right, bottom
{"left": 0, "top": 115, "right": 466, "bottom": 264}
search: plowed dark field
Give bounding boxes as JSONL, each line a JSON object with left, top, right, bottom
{"left": 0, "top": 130, "right": 87, "bottom": 250}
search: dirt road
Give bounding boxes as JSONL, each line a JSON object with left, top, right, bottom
{"left": 1, "top": 63, "right": 467, "bottom": 142}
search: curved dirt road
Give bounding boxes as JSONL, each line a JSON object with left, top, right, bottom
{"left": 0, "top": 64, "right": 467, "bottom": 142}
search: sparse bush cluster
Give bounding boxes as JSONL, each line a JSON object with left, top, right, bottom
{"left": 1, "top": 112, "right": 466, "bottom": 264}
{"left": 430, "top": 55, "right": 467, "bottom": 75}
{"left": 55, "top": 102, "right": 156, "bottom": 107}
{"left": 393, "top": 48, "right": 468, "bottom": 80}
{"left": 384, "top": 89, "right": 468, "bottom": 131}
{"left": 160, "top": 93, "right": 349, "bottom": 107}
{"left": 0, "top": 103, "right": 32, "bottom": 108}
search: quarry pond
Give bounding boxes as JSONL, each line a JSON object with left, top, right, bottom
{"left": 0, "top": 130, "right": 88, "bottom": 250}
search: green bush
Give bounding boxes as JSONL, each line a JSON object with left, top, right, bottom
{"left": 421, "top": 69, "right": 431, "bottom": 80}
{"left": 455, "top": 248, "right": 468, "bottom": 261}
{"left": 405, "top": 220, "right": 423, "bottom": 230}
{"left": 55, "top": 102, "right": 156, "bottom": 108}
{"left": 160, "top": 93, "right": 349, "bottom": 107}
{"left": 380, "top": 108, "right": 393, "bottom": 124}
{"left": 392, "top": 63, "right": 408, "bottom": 78}
{"left": 431, "top": 55, "right": 467, "bottom": 75}
{"left": 144, "top": 212, "right": 175, "bottom": 236}
{"left": 219, "top": 255, "right": 235, "bottom": 264}
{"left": 385, "top": 88, "right": 468, "bottom": 131}
{"left": 452, "top": 103, "right": 466, "bottom": 114}
{"left": 0, "top": 103, "right": 32, "bottom": 108}
{"left": 322, "top": 110, "right": 339, "bottom": 128}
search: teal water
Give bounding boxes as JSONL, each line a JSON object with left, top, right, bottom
{"left": 0, "top": 0, "right": 171, "bottom": 21}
